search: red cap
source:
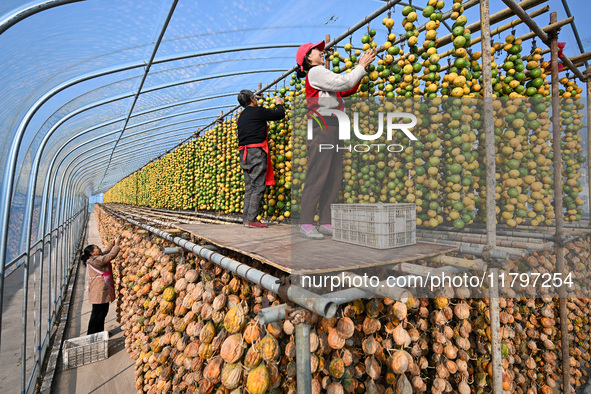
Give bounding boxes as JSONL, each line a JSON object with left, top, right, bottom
{"left": 296, "top": 40, "right": 325, "bottom": 72}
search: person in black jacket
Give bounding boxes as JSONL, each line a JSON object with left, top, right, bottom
{"left": 237, "top": 90, "right": 285, "bottom": 227}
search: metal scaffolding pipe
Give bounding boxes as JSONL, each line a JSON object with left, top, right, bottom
{"left": 324, "top": 287, "right": 400, "bottom": 305}
{"left": 120, "top": 205, "right": 234, "bottom": 226}
{"left": 550, "top": 12, "right": 571, "bottom": 394}
{"left": 475, "top": 5, "right": 549, "bottom": 46}
{"left": 560, "top": 52, "right": 586, "bottom": 82}
{"left": 105, "top": 207, "right": 337, "bottom": 318}
{"left": 588, "top": 67, "right": 591, "bottom": 228}
{"left": 392, "top": 263, "right": 467, "bottom": 277}
{"left": 341, "top": 272, "right": 411, "bottom": 299}
{"left": 429, "top": 225, "right": 556, "bottom": 240}
{"left": 295, "top": 323, "right": 312, "bottom": 394}
{"left": 515, "top": 17, "right": 572, "bottom": 42}
{"left": 258, "top": 304, "right": 290, "bottom": 325}
{"left": 145, "top": 206, "right": 243, "bottom": 224}
{"left": 500, "top": 0, "right": 585, "bottom": 81}
{"left": 513, "top": 15, "right": 589, "bottom": 82}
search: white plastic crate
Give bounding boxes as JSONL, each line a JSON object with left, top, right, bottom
{"left": 63, "top": 331, "right": 108, "bottom": 369}
{"left": 331, "top": 203, "right": 416, "bottom": 249}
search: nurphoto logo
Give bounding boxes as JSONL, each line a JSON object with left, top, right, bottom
{"left": 307, "top": 108, "right": 419, "bottom": 152}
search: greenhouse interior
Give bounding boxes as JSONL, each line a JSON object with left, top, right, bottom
{"left": 1, "top": 0, "right": 590, "bottom": 393}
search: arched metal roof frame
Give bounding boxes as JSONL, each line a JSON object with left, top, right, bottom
{"left": 10, "top": 132, "right": 199, "bottom": 391}
{"left": 28, "top": 109, "right": 227, "bottom": 304}
{"left": 10, "top": 135, "right": 185, "bottom": 350}
{"left": 0, "top": 0, "right": 84, "bottom": 36}
{"left": 34, "top": 122, "right": 215, "bottom": 293}
{"left": 35, "top": 102, "right": 237, "bottom": 247}
{"left": 18, "top": 81, "right": 261, "bottom": 266}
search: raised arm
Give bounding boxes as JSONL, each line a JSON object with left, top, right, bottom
{"left": 307, "top": 48, "right": 376, "bottom": 93}
{"left": 260, "top": 104, "right": 285, "bottom": 121}
{"left": 307, "top": 65, "right": 365, "bottom": 92}
{"left": 92, "top": 245, "right": 121, "bottom": 268}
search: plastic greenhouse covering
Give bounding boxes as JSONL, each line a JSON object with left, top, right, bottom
{"left": 0, "top": 0, "right": 590, "bottom": 393}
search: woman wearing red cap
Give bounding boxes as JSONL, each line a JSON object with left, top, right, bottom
{"left": 296, "top": 41, "right": 376, "bottom": 239}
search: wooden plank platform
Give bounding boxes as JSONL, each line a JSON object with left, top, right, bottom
{"left": 175, "top": 223, "right": 457, "bottom": 275}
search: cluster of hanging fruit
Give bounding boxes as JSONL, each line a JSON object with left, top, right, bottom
{"left": 105, "top": 0, "right": 587, "bottom": 231}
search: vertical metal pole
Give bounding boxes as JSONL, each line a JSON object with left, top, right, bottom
{"left": 549, "top": 12, "right": 571, "bottom": 394}
{"left": 36, "top": 244, "right": 43, "bottom": 382}
{"left": 49, "top": 229, "right": 54, "bottom": 322}
{"left": 295, "top": 322, "right": 312, "bottom": 394}
{"left": 67, "top": 207, "right": 72, "bottom": 279}
{"left": 52, "top": 228, "right": 57, "bottom": 318}
{"left": 64, "top": 192, "right": 71, "bottom": 287}
{"left": 587, "top": 66, "right": 591, "bottom": 227}
{"left": 480, "top": 1, "right": 503, "bottom": 393}
{"left": 59, "top": 222, "right": 63, "bottom": 301}
{"left": 20, "top": 248, "right": 30, "bottom": 393}
{"left": 63, "top": 187, "right": 71, "bottom": 293}
{"left": 39, "top": 239, "right": 45, "bottom": 345}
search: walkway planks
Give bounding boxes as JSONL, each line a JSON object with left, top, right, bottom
{"left": 176, "top": 223, "right": 457, "bottom": 275}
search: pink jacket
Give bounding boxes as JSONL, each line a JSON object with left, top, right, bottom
{"left": 87, "top": 245, "right": 120, "bottom": 304}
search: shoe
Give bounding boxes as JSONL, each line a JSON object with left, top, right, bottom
{"left": 299, "top": 224, "right": 324, "bottom": 240}
{"left": 245, "top": 221, "right": 268, "bottom": 228}
{"left": 317, "top": 224, "right": 333, "bottom": 236}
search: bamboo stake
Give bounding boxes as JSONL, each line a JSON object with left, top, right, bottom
{"left": 571, "top": 52, "right": 591, "bottom": 68}
{"left": 588, "top": 67, "right": 591, "bottom": 227}
{"left": 550, "top": 11, "right": 572, "bottom": 394}
{"left": 325, "top": 34, "right": 331, "bottom": 69}
{"left": 515, "top": 16, "right": 573, "bottom": 42}
{"left": 479, "top": 0, "right": 503, "bottom": 393}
